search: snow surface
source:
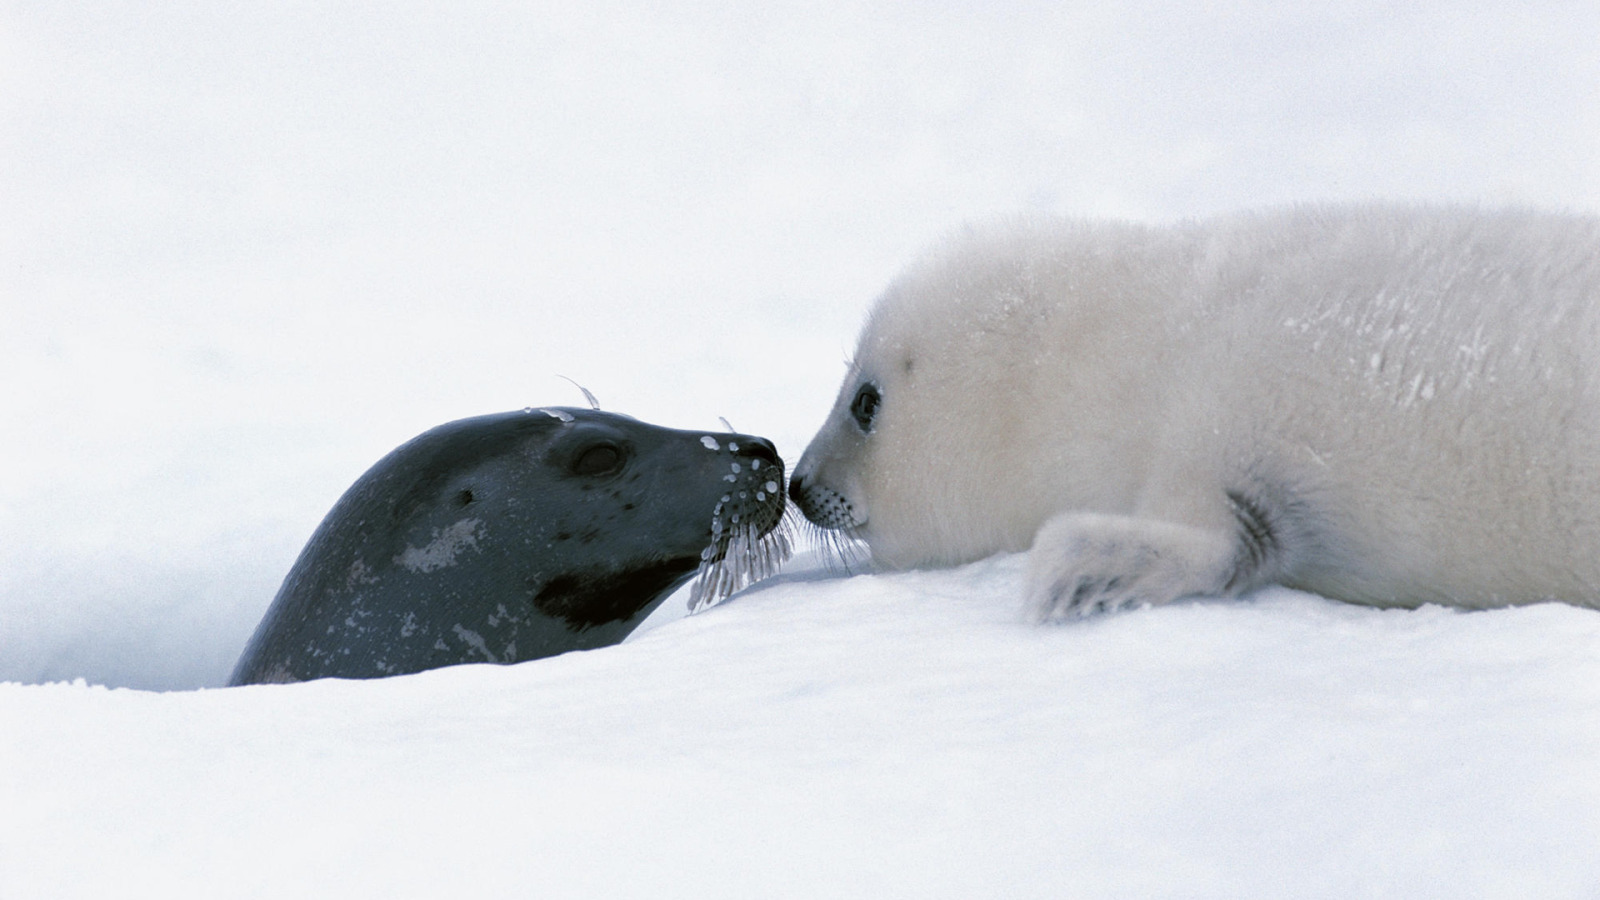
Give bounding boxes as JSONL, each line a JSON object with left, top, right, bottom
{"left": 6, "top": 555, "right": 1600, "bottom": 898}
{"left": 4, "top": 2, "right": 1600, "bottom": 896}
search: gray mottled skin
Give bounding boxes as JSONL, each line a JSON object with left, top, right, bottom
{"left": 231, "top": 408, "right": 784, "bottom": 684}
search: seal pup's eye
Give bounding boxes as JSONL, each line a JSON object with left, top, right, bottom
{"left": 849, "top": 382, "right": 881, "bottom": 433}
{"left": 573, "top": 443, "right": 624, "bottom": 477}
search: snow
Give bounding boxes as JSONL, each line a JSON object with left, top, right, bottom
{"left": 6, "top": 555, "right": 1600, "bottom": 897}
{"left": 4, "top": 1, "right": 1600, "bottom": 896}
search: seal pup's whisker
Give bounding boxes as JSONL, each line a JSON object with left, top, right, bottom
{"left": 800, "top": 518, "right": 869, "bottom": 575}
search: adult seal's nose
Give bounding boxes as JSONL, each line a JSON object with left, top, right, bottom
{"left": 728, "top": 435, "right": 780, "bottom": 467}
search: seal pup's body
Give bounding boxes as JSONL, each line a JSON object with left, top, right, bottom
{"left": 790, "top": 205, "right": 1600, "bottom": 619}
{"left": 232, "top": 408, "right": 787, "bottom": 684}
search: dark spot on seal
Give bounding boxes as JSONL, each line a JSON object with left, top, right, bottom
{"left": 532, "top": 560, "right": 699, "bottom": 631}
{"left": 456, "top": 489, "right": 475, "bottom": 507}
{"left": 389, "top": 414, "right": 560, "bottom": 523}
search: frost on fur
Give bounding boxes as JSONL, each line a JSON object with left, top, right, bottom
{"left": 688, "top": 508, "right": 796, "bottom": 613}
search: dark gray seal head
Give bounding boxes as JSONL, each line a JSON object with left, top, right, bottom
{"left": 230, "top": 408, "right": 788, "bottom": 685}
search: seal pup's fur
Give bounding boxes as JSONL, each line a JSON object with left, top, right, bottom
{"left": 790, "top": 205, "right": 1600, "bottom": 619}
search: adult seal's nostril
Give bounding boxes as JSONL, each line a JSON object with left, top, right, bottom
{"left": 733, "top": 436, "right": 781, "bottom": 468}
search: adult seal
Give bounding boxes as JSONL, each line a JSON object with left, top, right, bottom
{"left": 790, "top": 204, "right": 1600, "bottom": 620}
{"left": 231, "top": 408, "right": 788, "bottom": 684}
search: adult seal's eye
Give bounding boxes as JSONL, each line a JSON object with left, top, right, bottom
{"left": 849, "top": 382, "right": 881, "bottom": 433}
{"left": 573, "top": 443, "right": 623, "bottom": 476}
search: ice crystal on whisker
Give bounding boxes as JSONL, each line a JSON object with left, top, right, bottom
{"left": 688, "top": 507, "right": 797, "bottom": 613}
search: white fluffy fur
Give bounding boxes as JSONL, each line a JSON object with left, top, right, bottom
{"left": 791, "top": 204, "right": 1600, "bottom": 619}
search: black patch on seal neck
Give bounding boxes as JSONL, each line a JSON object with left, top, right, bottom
{"left": 531, "top": 558, "right": 700, "bottom": 631}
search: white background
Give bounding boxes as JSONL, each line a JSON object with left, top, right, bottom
{"left": 3, "top": 3, "right": 1598, "bottom": 896}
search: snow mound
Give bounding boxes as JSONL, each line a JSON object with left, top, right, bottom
{"left": 6, "top": 555, "right": 1598, "bottom": 899}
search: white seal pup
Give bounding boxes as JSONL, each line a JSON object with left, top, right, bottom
{"left": 789, "top": 204, "right": 1600, "bottom": 620}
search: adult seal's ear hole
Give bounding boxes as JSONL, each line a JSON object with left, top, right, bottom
{"left": 229, "top": 408, "right": 790, "bottom": 685}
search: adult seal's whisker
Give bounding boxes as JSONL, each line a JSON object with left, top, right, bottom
{"left": 686, "top": 460, "right": 794, "bottom": 613}
{"left": 556, "top": 375, "right": 601, "bottom": 410}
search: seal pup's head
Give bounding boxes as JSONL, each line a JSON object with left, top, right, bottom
{"left": 790, "top": 219, "right": 1174, "bottom": 569}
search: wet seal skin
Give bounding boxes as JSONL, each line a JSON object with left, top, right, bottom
{"left": 230, "top": 408, "right": 788, "bottom": 685}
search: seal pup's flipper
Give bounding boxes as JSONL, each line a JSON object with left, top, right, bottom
{"left": 1024, "top": 506, "right": 1276, "bottom": 621}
